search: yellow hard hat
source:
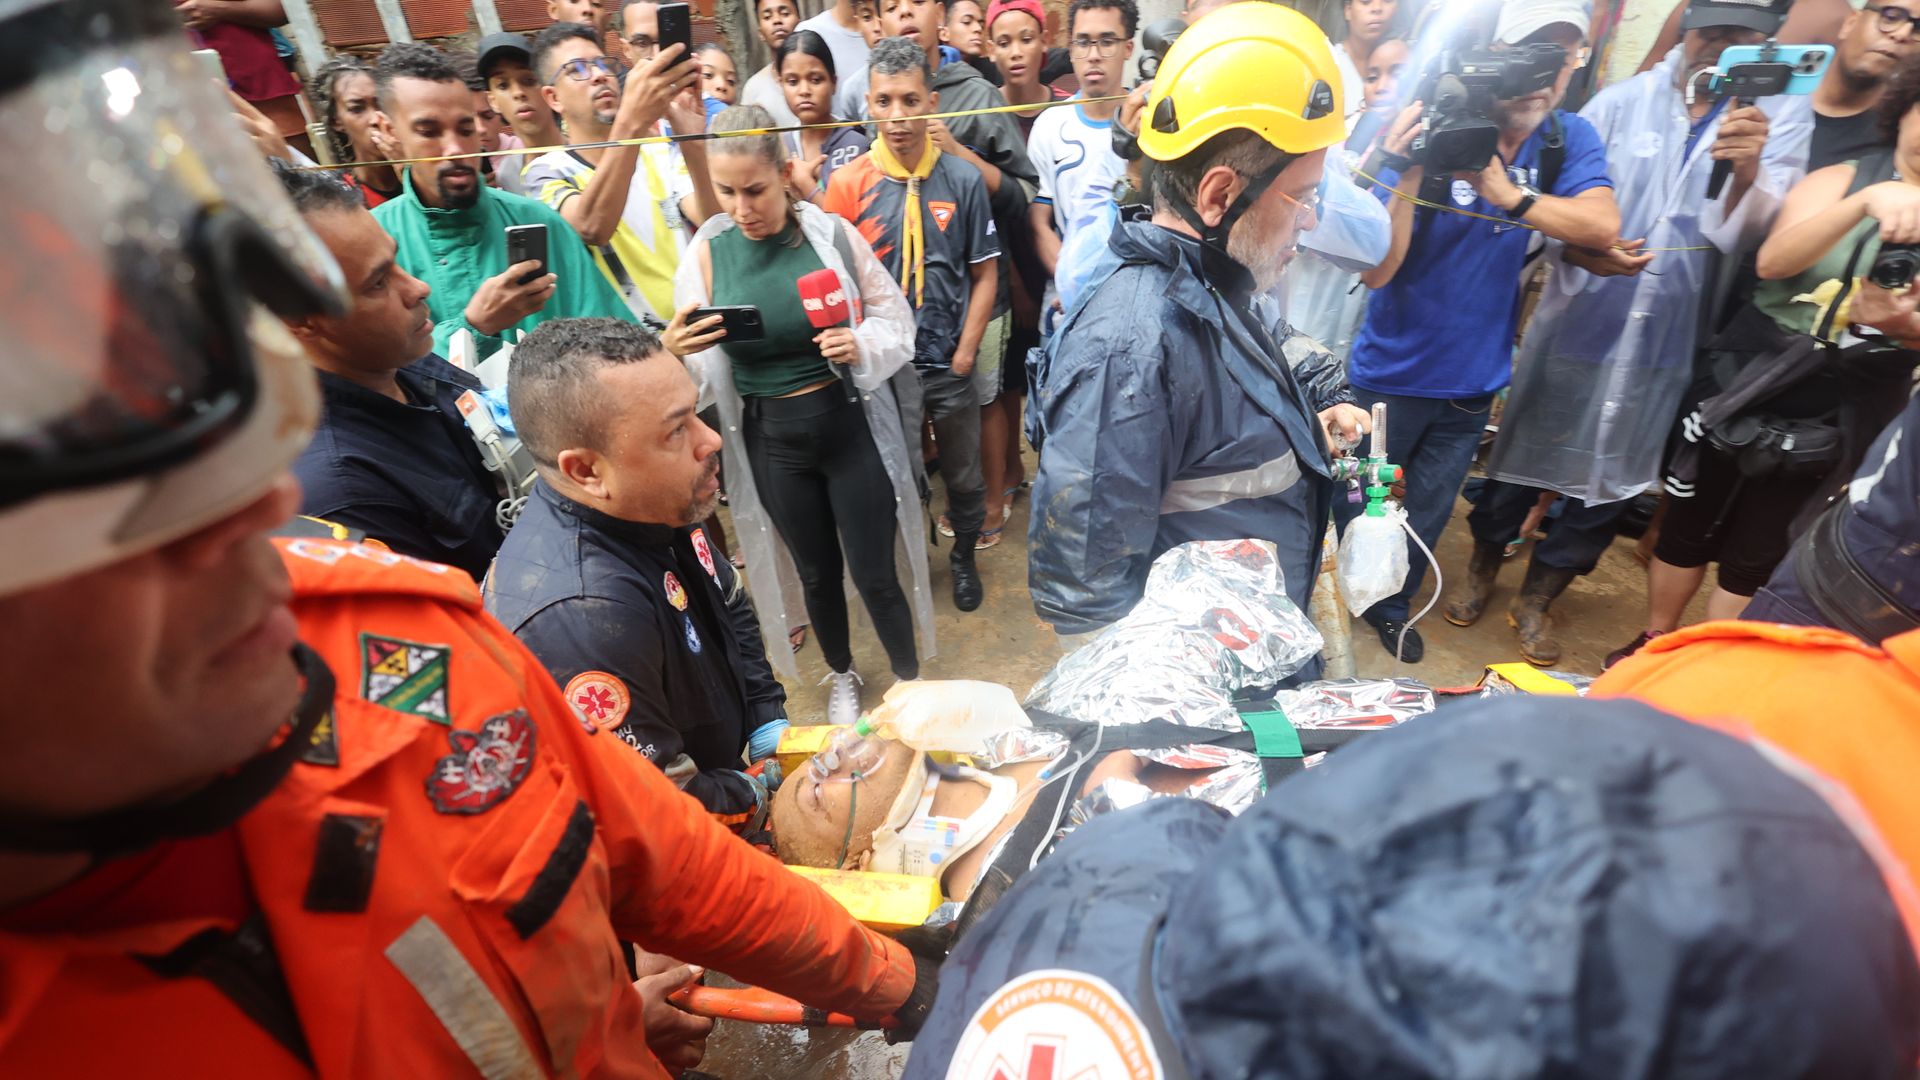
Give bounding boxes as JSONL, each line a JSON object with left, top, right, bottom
{"left": 1139, "top": 2, "right": 1345, "bottom": 163}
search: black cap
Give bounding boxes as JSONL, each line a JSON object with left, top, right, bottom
{"left": 475, "top": 32, "right": 533, "bottom": 80}
{"left": 1681, "top": 0, "right": 1791, "bottom": 35}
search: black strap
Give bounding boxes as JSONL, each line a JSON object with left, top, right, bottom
{"left": 135, "top": 914, "right": 313, "bottom": 1068}
{"left": 945, "top": 710, "right": 1356, "bottom": 943}
{"left": 1817, "top": 149, "right": 1903, "bottom": 342}
{"left": 1815, "top": 226, "right": 1879, "bottom": 342}
{"left": 1792, "top": 498, "right": 1920, "bottom": 646}
{"left": 1537, "top": 111, "right": 1565, "bottom": 198}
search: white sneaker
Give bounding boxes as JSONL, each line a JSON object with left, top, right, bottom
{"left": 822, "top": 668, "right": 864, "bottom": 728}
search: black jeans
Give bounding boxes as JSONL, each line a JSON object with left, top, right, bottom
{"left": 743, "top": 385, "right": 919, "bottom": 679}
{"left": 1467, "top": 479, "right": 1630, "bottom": 576}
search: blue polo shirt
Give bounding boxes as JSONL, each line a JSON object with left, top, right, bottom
{"left": 1349, "top": 110, "right": 1612, "bottom": 399}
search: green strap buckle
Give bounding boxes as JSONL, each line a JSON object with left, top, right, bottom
{"left": 1240, "top": 709, "right": 1303, "bottom": 759}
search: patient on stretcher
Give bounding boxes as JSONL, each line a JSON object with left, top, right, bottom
{"left": 769, "top": 706, "right": 1218, "bottom": 902}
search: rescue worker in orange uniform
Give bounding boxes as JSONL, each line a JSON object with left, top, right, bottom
{"left": 1593, "top": 623, "right": 1920, "bottom": 955}
{"left": 0, "top": 0, "right": 929, "bottom": 1073}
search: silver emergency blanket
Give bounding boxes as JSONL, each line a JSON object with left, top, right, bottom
{"left": 970, "top": 728, "right": 1071, "bottom": 771}
{"left": 1025, "top": 539, "right": 1323, "bottom": 731}
{"left": 1481, "top": 669, "right": 1595, "bottom": 697}
{"left": 1272, "top": 678, "right": 1436, "bottom": 728}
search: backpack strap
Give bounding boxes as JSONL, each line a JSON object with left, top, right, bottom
{"left": 1537, "top": 111, "right": 1566, "bottom": 196}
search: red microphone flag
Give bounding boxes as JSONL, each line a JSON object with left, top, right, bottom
{"left": 797, "top": 268, "right": 851, "bottom": 329}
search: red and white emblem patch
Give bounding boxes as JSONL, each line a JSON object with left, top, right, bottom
{"left": 691, "top": 528, "right": 718, "bottom": 580}
{"left": 664, "top": 571, "right": 689, "bottom": 611}
{"left": 564, "top": 670, "right": 630, "bottom": 734}
{"left": 426, "top": 710, "right": 536, "bottom": 814}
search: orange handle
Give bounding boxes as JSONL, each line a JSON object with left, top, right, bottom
{"left": 668, "top": 985, "right": 898, "bottom": 1030}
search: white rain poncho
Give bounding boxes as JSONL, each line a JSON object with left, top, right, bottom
{"left": 675, "top": 201, "right": 937, "bottom": 678}
{"left": 1484, "top": 46, "right": 1812, "bottom": 506}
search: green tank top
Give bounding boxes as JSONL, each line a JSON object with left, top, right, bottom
{"left": 709, "top": 222, "right": 836, "bottom": 398}
{"left": 1753, "top": 169, "right": 1884, "bottom": 337}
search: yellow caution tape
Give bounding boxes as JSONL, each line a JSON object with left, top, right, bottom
{"left": 294, "top": 92, "right": 1127, "bottom": 174}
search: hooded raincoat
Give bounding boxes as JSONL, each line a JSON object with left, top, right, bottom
{"left": 1028, "top": 220, "right": 1338, "bottom": 658}
{"left": 675, "top": 202, "right": 936, "bottom": 679}
{"left": 1483, "top": 46, "right": 1812, "bottom": 505}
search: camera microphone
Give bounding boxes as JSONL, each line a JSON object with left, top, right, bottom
{"left": 798, "top": 267, "right": 861, "bottom": 404}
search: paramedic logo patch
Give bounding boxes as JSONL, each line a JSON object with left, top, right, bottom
{"left": 691, "top": 528, "right": 718, "bottom": 579}
{"left": 946, "top": 969, "right": 1163, "bottom": 1080}
{"left": 426, "top": 710, "right": 537, "bottom": 814}
{"left": 564, "top": 670, "right": 630, "bottom": 734}
{"left": 664, "top": 571, "right": 689, "bottom": 611}
{"left": 930, "top": 200, "right": 957, "bottom": 232}
{"left": 360, "top": 634, "right": 450, "bottom": 723}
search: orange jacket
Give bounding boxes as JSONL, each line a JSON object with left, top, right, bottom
{"left": 1593, "top": 620, "right": 1920, "bottom": 952}
{"left": 0, "top": 538, "right": 913, "bottom": 1077}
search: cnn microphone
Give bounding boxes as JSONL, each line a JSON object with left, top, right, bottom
{"left": 798, "top": 268, "right": 860, "bottom": 403}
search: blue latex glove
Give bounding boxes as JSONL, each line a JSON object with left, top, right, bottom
{"left": 480, "top": 386, "right": 516, "bottom": 435}
{"left": 748, "top": 718, "right": 790, "bottom": 762}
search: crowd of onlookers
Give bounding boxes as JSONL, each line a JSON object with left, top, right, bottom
{"left": 214, "top": 0, "right": 1920, "bottom": 726}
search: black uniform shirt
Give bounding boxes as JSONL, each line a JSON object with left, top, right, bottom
{"left": 293, "top": 355, "right": 505, "bottom": 580}
{"left": 485, "top": 480, "right": 787, "bottom": 822}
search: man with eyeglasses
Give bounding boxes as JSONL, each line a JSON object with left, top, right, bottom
{"left": 1334, "top": 0, "right": 1621, "bottom": 664}
{"left": 1451, "top": 0, "right": 1807, "bottom": 668}
{"left": 1770, "top": 0, "right": 1920, "bottom": 172}
{"left": 523, "top": 22, "right": 720, "bottom": 325}
{"left": 1029, "top": 0, "right": 1134, "bottom": 298}
{"left": 1028, "top": 3, "right": 1370, "bottom": 663}
{"left": 370, "top": 42, "right": 634, "bottom": 362}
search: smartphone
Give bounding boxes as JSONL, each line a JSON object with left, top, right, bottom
{"left": 687, "top": 305, "right": 765, "bottom": 342}
{"left": 505, "top": 224, "right": 548, "bottom": 286}
{"left": 1713, "top": 43, "right": 1832, "bottom": 98}
{"left": 657, "top": 2, "right": 693, "bottom": 59}
{"left": 191, "top": 47, "right": 229, "bottom": 87}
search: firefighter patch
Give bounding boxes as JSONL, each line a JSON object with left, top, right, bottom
{"left": 564, "top": 670, "right": 629, "bottom": 734}
{"left": 360, "top": 634, "right": 450, "bottom": 723}
{"left": 664, "top": 571, "right": 689, "bottom": 611}
{"left": 691, "top": 528, "right": 718, "bottom": 579}
{"left": 426, "top": 710, "right": 537, "bottom": 814}
{"left": 301, "top": 710, "right": 341, "bottom": 767}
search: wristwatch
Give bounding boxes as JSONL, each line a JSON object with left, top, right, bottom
{"left": 1507, "top": 182, "right": 1542, "bottom": 219}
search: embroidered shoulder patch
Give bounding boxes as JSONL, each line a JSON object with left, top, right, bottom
{"left": 563, "top": 670, "right": 630, "bottom": 734}
{"left": 691, "top": 528, "right": 718, "bottom": 580}
{"left": 426, "top": 710, "right": 537, "bottom": 814}
{"left": 361, "top": 634, "right": 451, "bottom": 724}
{"left": 664, "top": 571, "right": 689, "bottom": 612}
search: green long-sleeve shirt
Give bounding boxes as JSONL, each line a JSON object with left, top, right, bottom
{"left": 372, "top": 170, "right": 636, "bottom": 360}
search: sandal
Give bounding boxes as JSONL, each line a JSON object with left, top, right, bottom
{"left": 975, "top": 526, "right": 1004, "bottom": 551}
{"left": 938, "top": 515, "right": 955, "bottom": 538}
{"left": 788, "top": 626, "right": 808, "bottom": 653}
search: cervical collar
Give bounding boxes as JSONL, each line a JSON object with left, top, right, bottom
{"left": 866, "top": 751, "right": 1019, "bottom": 879}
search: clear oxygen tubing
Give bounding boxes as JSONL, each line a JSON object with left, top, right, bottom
{"left": 1397, "top": 510, "right": 1443, "bottom": 666}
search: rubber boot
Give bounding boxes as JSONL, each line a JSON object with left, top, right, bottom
{"left": 1506, "top": 558, "right": 1580, "bottom": 667}
{"left": 1443, "top": 540, "right": 1506, "bottom": 627}
{"left": 951, "top": 531, "right": 984, "bottom": 612}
